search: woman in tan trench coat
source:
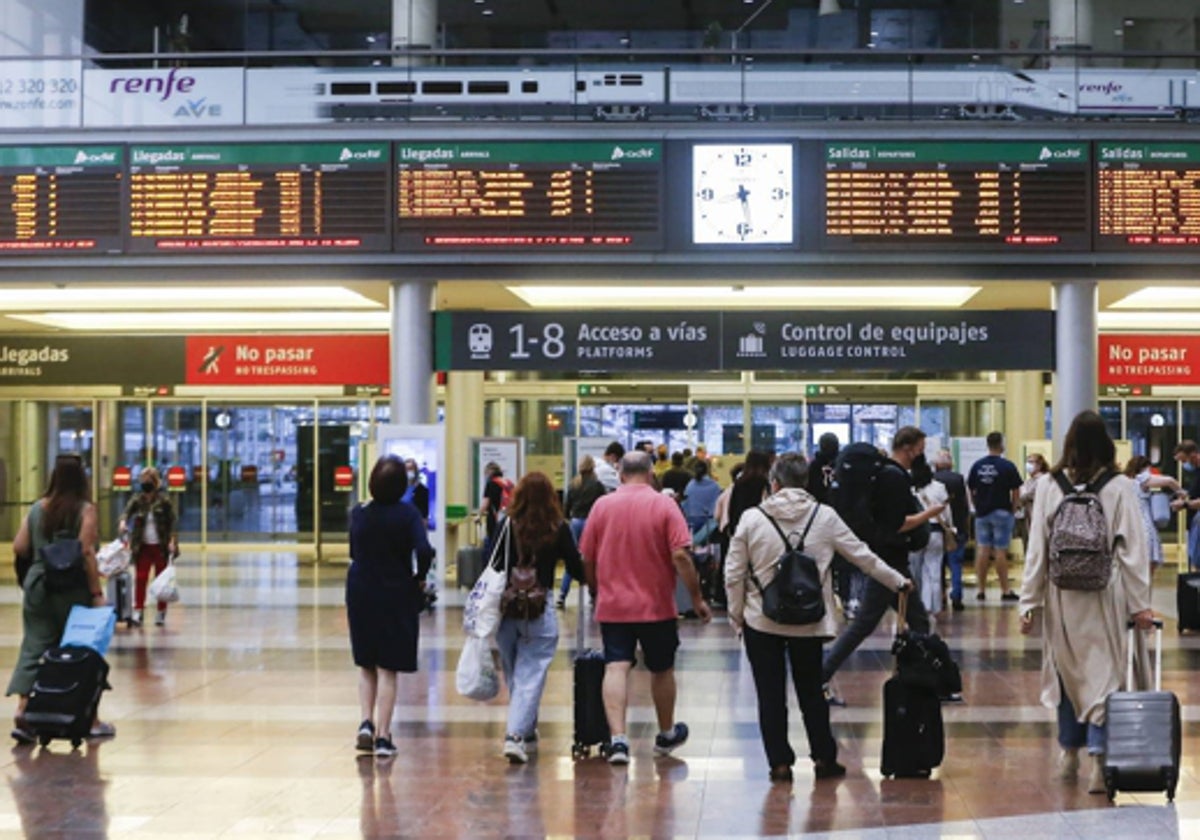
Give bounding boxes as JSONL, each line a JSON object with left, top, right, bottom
{"left": 1018, "top": 411, "right": 1154, "bottom": 794}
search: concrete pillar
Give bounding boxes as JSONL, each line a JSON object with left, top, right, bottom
{"left": 389, "top": 279, "right": 434, "bottom": 425}
{"left": 392, "top": 0, "right": 437, "bottom": 64}
{"left": 1004, "top": 371, "right": 1046, "bottom": 445}
{"left": 1052, "top": 279, "right": 1098, "bottom": 444}
{"left": 444, "top": 371, "right": 484, "bottom": 511}
{"left": 1048, "top": 0, "right": 1092, "bottom": 67}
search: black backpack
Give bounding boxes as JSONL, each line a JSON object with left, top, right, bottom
{"left": 747, "top": 504, "right": 825, "bottom": 625}
{"left": 832, "top": 442, "right": 887, "bottom": 544}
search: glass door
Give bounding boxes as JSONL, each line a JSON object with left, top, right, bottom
{"left": 208, "top": 404, "right": 304, "bottom": 542}
{"left": 153, "top": 404, "right": 204, "bottom": 541}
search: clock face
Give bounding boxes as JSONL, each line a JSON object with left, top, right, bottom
{"left": 692, "top": 144, "right": 794, "bottom": 245}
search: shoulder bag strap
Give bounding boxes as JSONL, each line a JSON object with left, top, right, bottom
{"left": 488, "top": 516, "right": 512, "bottom": 573}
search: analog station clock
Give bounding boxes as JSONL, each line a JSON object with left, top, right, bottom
{"left": 692, "top": 144, "right": 794, "bottom": 245}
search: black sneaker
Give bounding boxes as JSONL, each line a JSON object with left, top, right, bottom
{"left": 951, "top": 599, "right": 964, "bottom": 612}
{"left": 976, "top": 591, "right": 986, "bottom": 601}
{"left": 653, "top": 723, "right": 689, "bottom": 756}
{"left": 356, "top": 720, "right": 375, "bottom": 752}
{"left": 374, "top": 736, "right": 398, "bottom": 758}
{"left": 1001, "top": 591, "right": 1020, "bottom": 602}
{"left": 814, "top": 759, "right": 847, "bottom": 779}
{"left": 604, "top": 740, "right": 630, "bottom": 765}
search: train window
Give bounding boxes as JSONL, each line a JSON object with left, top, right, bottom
{"left": 423, "top": 81, "right": 463, "bottom": 94}
{"left": 377, "top": 81, "right": 417, "bottom": 95}
{"left": 521, "top": 81, "right": 538, "bottom": 94}
{"left": 618, "top": 74, "right": 644, "bottom": 86}
{"left": 467, "top": 81, "right": 509, "bottom": 94}
{"left": 330, "top": 82, "right": 371, "bottom": 95}
{"left": 601, "top": 74, "right": 619, "bottom": 85}
{"left": 576, "top": 80, "right": 586, "bottom": 92}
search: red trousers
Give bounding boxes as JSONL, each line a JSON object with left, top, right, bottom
{"left": 134, "top": 543, "right": 169, "bottom": 611}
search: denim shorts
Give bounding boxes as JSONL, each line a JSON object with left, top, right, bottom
{"left": 975, "top": 509, "right": 1015, "bottom": 549}
{"left": 600, "top": 620, "right": 680, "bottom": 673}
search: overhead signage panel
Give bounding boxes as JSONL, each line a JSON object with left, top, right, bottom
{"left": 183, "top": 335, "right": 389, "bottom": 386}
{"left": 396, "top": 141, "right": 663, "bottom": 250}
{"left": 0, "top": 146, "right": 123, "bottom": 254}
{"left": 1099, "top": 334, "right": 1199, "bottom": 385}
{"left": 0, "top": 336, "right": 183, "bottom": 386}
{"left": 126, "top": 142, "right": 391, "bottom": 252}
{"left": 1096, "top": 143, "right": 1200, "bottom": 249}
{"left": 823, "top": 141, "right": 1091, "bottom": 250}
{"left": 437, "top": 310, "right": 1054, "bottom": 373}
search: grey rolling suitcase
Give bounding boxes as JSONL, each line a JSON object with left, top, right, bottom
{"left": 456, "top": 516, "right": 485, "bottom": 589}
{"left": 106, "top": 570, "right": 134, "bottom": 626}
{"left": 1103, "top": 621, "right": 1181, "bottom": 802}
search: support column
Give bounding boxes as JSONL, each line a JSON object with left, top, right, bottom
{"left": 1052, "top": 280, "right": 1097, "bottom": 444}
{"left": 1048, "top": 0, "right": 1092, "bottom": 67}
{"left": 389, "top": 279, "right": 434, "bottom": 425}
{"left": 444, "top": 371, "right": 484, "bottom": 511}
{"left": 1004, "top": 371, "right": 1046, "bottom": 446}
{"left": 392, "top": 0, "right": 437, "bottom": 64}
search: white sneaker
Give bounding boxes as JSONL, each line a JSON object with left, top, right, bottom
{"left": 503, "top": 735, "right": 528, "bottom": 764}
{"left": 130, "top": 610, "right": 143, "bottom": 627}
{"left": 155, "top": 610, "right": 166, "bottom": 627}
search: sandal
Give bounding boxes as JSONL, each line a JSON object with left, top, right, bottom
{"left": 88, "top": 721, "right": 116, "bottom": 738}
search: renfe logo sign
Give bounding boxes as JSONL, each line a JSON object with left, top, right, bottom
{"left": 83, "top": 68, "right": 245, "bottom": 127}
{"left": 1099, "top": 334, "right": 1199, "bottom": 385}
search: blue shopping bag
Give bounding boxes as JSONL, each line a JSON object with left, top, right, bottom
{"left": 60, "top": 605, "right": 116, "bottom": 656}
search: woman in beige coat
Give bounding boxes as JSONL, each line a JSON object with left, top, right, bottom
{"left": 1018, "top": 411, "right": 1154, "bottom": 794}
{"left": 726, "top": 452, "right": 912, "bottom": 783}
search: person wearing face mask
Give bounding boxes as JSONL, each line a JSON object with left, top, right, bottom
{"left": 1015, "top": 453, "right": 1049, "bottom": 546}
{"left": 118, "top": 467, "right": 178, "bottom": 627}
{"left": 1171, "top": 441, "right": 1200, "bottom": 570}
{"left": 400, "top": 458, "right": 430, "bottom": 526}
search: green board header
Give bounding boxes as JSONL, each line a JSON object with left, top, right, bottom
{"left": 129, "top": 143, "right": 389, "bottom": 167}
{"left": 0, "top": 146, "right": 122, "bottom": 168}
{"left": 1098, "top": 143, "right": 1200, "bottom": 164}
{"left": 826, "top": 142, "right": 1089, "bottom": 164}
{"left": 396, "top": 141, "right": 661, "bottom": 166}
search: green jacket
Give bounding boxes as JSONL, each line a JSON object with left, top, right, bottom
{"left": 122, "top": 491, "right": 177, "bottom": 555}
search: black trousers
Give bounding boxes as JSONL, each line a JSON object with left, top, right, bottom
{"left": 742, "top": 624, "right": 836, "bottom": 769}
{"left": 821, "top": 570, "right": 929, "bottom": 684}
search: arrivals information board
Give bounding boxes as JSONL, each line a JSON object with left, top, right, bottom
{"left": 822, "top": 142, "right": 1091, "bottom": 249}
{"left": 1096, "top": 143, "right": 1200, "bottom": 248}
{"left": 126, "top": 143, "right": 391, "bottom": 252}
{"left": 0, "top": 146, "right": 122, "bottom": 253}
{"left": 395, "top": 141, "right": 663, "bottom": 249}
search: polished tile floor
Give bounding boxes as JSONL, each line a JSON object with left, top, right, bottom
{"left": 0, "top": 557, "right": 1197, "bottom": 838}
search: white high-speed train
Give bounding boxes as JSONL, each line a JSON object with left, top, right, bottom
{"left": 243, "top": 65, "right": 1198, "bottom": 123}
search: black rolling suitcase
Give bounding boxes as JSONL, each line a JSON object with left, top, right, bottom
{"left": 22, "top": 646, "right": 110, "bottom": 749}
{"left": 880, "top": 591, "right": 945, "bottom": 778}
{"left": 571, "top": 584, "right": 609, "bottom": 759}
{"left": 1176, "top": 573, "right": 1200, "bottom": 632}
{"left": 107, "top": 570, "right": 134, "bottom": 626}
{"left": 1103, "top": 621, "right": 1181, "bottom": 802}
{"left": 456, "top": 516, "right": 485, "bottom": 589}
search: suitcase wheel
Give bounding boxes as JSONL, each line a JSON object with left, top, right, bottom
{"left": 38, "top": 736, "right": 50, "bottom": 747}
{"left": 70, "top": 738, "right": 82, "bottom": 750}
{"left": 1106, "top": 785, "right": 1115, "bottom": 803}
{"left": 571, "top": 744, "right": 589, "bottom": 760}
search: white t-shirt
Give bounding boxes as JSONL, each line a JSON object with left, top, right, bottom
{"left": 143, "top": 510, "right": 160, "bottom": 544}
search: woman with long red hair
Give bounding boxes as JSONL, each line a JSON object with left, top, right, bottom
{"left": 493, "top": 471, "right": 584, "bottom": 763}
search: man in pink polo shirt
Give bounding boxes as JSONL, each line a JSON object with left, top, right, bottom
{"left": 581, "top": 450, "right": 712, "bottom": 765}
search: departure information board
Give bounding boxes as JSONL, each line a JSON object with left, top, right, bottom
{"left": 0, "top": 146, "right": 122, "bottom": 253}
{"left": 1096, "top": 143, "right": 1200, "bottom": 248}
{"left": 395, "top": 141, "right": 663, "bottom": 249}
{"left": 127, "top": 143, "right": 390, "bottom": 252}
{"left": 823, "top": 142, "right": 1091, "bottom": 250}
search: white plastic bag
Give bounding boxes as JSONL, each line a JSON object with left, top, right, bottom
{"left": 147, "top": 563, "right": 180, "bottom": 604}
{"left": 462, "top": 518, "right": 510, "bottom": 639}
{"left": 455, "top": 635, "right": 500, "bottom": 701}
{"left": 96, "top": 539, "right": 131, "bottom": 577}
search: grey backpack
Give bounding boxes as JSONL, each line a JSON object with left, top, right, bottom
{"left": 1047, "top": 471, "right": 1117, "bottom": 591}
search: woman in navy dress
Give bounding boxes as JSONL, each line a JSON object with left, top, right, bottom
{"left": 347, "top": 455, "right": 435, "bottom": 758}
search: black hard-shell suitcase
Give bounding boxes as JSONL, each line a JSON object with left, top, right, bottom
{"left": 107, "top": 570, "right": 134, "bottom": 625}
{"left": 571, "top": 585, "right": 609, "bottom": 758}
{"left": 1103, "top": 622, "right": 1181, "bottom": 802}
{"left": 456, "top": 516, "right": 485, "bottom": 589}
{"left": 1176, "top": 573, "right": 1200, "bottom": 632}
{"left": 881, "top": 591, "right": 945, "bottom": 778}
{"left": 22, "top": 646, "right": 110, "bottom": 749}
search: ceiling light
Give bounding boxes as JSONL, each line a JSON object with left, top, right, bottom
{"left": 0, "top": 286, "right": 380, "bottom": 312}
{"left": 1098, "top": 311, "right": 1200, "bottom": 331}
{"left": 1108, "top": 286, "right": 1200, "bottom": 309}
{"left": 507, "top": 285, "right": 981, "bottom": 308}
{"left": 9, "top": 310, "right": 390, "bottom": 332}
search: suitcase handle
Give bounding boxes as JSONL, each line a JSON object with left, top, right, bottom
{"left": 30, "top": 681, "right": 81, "bottom": 696}
{"left": 1126, "top": 620, "right": 1164, "bottom": 692}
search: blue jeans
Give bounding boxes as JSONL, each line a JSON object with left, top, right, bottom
{"left": 560, "top": 517, "right": 587, "bottom": 599}
{"left": 946, "top": 536, "right": 966, "bottom": 602}
{"left": 495, "top": 609, "right": 559, "bottom": 738}
{"left": 1057, "top": 678, "right": 1105, "bottom": 755}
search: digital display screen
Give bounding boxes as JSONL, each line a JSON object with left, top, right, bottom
{"left": 127, "top": 143, "right": 390, "bottom": 252}
{"left": 395, "top": 141, "right": 662, "bottom": 249}
{"left": 1097, "top": 143, "right": 1200, "bottom": 248}
{"left": 0, "top": 146, "right": 122, "bottom": 253}
{"left": 823, "top": 142, "right": 1090, "bottom": 250}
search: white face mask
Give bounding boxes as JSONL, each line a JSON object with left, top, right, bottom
{"left": 1026, "top": 462, "right": 1037, "bottom": 473}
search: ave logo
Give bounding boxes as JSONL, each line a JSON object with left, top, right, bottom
{"left": 174, "top": 98, "right": 222, "bottom": 118}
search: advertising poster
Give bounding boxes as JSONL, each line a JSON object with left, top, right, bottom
{"left": 470, "top": 437, "right": 524, "bottom": 508}
{"left": 375, "top": 424, "right": 444, "bottom": 582}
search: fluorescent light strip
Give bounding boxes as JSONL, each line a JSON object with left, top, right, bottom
{"left": 508, "top": 284, "right": 981, "bottom": 308}
{"left": 9, "top": 311, "right": 390, "bottom": 332}
{"left": 0, "top": 286, "right": 380, "bottom": 311}
{"left": 1098, "top": 311, "right": 1200, "bottom": 331}
{"left": 1109, "top": 287, "right": 1200, "bottom": 310}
